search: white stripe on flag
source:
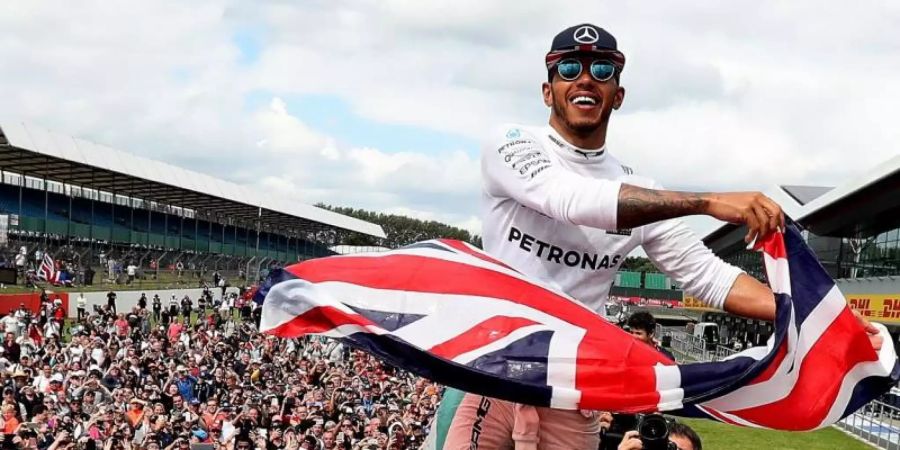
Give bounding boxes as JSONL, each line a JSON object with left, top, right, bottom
{"left": 654, "top": 364, "right": 684, "bottom": 410}
{"left": 762, "top": 252, "right": 791, "bottom": 296}
{"left": 260, "top": 279, "right": 358, "bottom": 333}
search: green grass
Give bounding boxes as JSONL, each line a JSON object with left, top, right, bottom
{"left": 681, "top": 419, "right": 874, "bottom": 450}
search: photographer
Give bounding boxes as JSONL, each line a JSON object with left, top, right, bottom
{"left": 627, "top": 312, "right": 675, "bottom": 360}
{"left": 618, "top": 421, "right": 702, "bottom": 450}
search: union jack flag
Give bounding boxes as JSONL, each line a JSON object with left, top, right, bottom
{"left": 37, "top": 253, "right": 59, "bottom": 284}
{"left": 257, "top": 223, "right": 899, "bottom": 430}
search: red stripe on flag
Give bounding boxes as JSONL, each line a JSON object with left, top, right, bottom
{"left": 429, "top": 316, "right": 539, "bottom": 360}
{"left": 576, "top": 338, "right": 672, "bottom": 412}
{"left": 755, "top": 231, "right": 787, "bottom": 259}
{"left": 698, "top": 405, "right": 747, "bottom": 427}
{"left": 267, "top": 305, "right": 376, "bottom": 337}
{"left": 719, "top": 307, "right": 878, "bottom": 430}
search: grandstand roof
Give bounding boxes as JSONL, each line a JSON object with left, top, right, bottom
{"left": 780, "top": 185, "right": 833, "bottom": 206}
{"left": 0, "top": 122, "right": 385, "bottom": 238}
{"left": 797, "top": 154, "right": 900, "bottom": 237}
{"left": 704, "top": 154, "right": 900, "bottom": 250}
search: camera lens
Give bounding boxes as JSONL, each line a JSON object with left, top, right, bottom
{"left": 639, "top": 415, "right": 668, "bottom": 440}
{"left": 638, "top": 414, "right": 671, "bottom": 450}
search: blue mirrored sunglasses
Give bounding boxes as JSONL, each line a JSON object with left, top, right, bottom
{"left": 555, "top": 59, "right": 617, "bottom": 82}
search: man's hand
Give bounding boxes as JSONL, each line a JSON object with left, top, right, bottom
{"left": 704, "top": 192, "right": 784, "bottom": 244}
{"left": 598, "top": 411, "right": 613, "bottom": 433}
{"left": 617, "top": 430, "right": 643, "bottom": 450}
{"left": 853, "top": 310, "right": 884, "bottom": 352}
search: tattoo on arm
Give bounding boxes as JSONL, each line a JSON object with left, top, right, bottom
{"left": 617, "top": 184, "right": 708, "bottom": 229}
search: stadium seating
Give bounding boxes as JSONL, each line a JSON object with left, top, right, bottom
{"left": 0, "top": 184, "right": 334, "bottom": 261}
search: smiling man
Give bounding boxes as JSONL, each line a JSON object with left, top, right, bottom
{"left": 430, "top": 23, "right": 848, "bottom": 450}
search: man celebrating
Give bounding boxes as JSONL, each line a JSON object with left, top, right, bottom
{"left": 435, "top": 23, "right": 881, "bottom": 450}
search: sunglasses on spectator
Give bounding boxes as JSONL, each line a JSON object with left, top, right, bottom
{"left": 554, "top": 58, "right": 617, "bottom": 82}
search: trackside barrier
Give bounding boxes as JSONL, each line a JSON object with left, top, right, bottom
{"left": 837, "top": 399, "right": 900, "bottom": 450}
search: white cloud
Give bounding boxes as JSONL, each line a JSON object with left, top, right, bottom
{"left": 2, "top": 1, "right": 900, "bottom": 241}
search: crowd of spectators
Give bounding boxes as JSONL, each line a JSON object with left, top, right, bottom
{"left": 0, "top": 289, "right": 440, "bottom": 450}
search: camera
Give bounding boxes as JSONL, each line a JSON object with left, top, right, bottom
{"left": 600, "top": 413, "right": 675, "bottom": 450}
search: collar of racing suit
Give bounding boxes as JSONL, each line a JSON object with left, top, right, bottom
{"left": 544, "top": 126, "right": 608, "bottom": 163}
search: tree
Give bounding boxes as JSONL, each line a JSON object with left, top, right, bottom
{"left": 316, "top": 204, "right": 483, "bottom": 249}
{"left": 620, "top": 256, "right": 657, "bottom": 273}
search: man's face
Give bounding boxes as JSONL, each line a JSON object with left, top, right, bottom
{"left": 542, "top": 53, "right": 624, "bottom": 136}
{"left": 323, "top": 432, "right": 336, "bottom": 447}
{"left": 630, "top": 328, "right": 653, "bottom": 345}
{"left": 670, "top": 434, "right": 695, "bottom": 450}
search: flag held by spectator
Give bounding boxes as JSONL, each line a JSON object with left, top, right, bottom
{"left": 37, "top": 253, "right": 59, "bottom": 284}
{"left": 28, "top": 323, "right": 42, "bottom": 346}
{"left": 257, "top": 223, "right": 900, "bottom": 430}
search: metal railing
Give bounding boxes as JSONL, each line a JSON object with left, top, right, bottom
{"left": 837, "top": 398, "right": 900, "bottom": 450}
{"left": 657, "top": 326, "right": 900, "bottom": 450}
{"left": 659, "top": 326, "right": 740, "bottom": 362}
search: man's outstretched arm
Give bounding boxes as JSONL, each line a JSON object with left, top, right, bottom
{"left": 618, "top": 184, "right": 784, "bottom": 245}
{"left": 483, "top": 127, "right": 785, "bottom": 240}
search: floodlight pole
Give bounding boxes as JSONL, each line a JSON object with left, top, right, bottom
{"left": 255, "top": 206, "right": 261, "bottom": 255}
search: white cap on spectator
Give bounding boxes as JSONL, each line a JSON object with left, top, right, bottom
{"left": 51, "top": 373, "right": 64, "bottom": 383}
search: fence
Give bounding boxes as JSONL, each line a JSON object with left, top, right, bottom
{"left": 658, "top": 326, "right": 900, "bottom": 450}
{"left": 837, "top": 396, "right": 900, "bottom": 450}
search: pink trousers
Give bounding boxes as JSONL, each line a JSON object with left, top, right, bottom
{"left": 443, "top": 393, "right": 601, "bottom": 450}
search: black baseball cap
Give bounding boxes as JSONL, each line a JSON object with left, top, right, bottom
{"left": 546, "top": 24, "right": 626, "bottom": 69}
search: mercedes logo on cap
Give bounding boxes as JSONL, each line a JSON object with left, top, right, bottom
{"left": 573, "top": 25, "right": 600, "bottom": 44}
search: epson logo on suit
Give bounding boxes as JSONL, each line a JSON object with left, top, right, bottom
{"left": 508, "top": 226, "right": 621, "bottom": 270}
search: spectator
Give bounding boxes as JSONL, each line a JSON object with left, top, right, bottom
{"left": 76, "top": 293, "right": 87, "bottom": 321}
{"left": 127, "top": 263, "right": 138, "bottom": 284}
{"left": 627, "top": 311, "right": 675, "bottom": 360}
{"left": 180, "top": 296, "right": 192, "bottom": 323}
{"left": 152, "top": 294, "right": 162, "bottom": 323}
{"left": 107, "top": 290, "right": 118, "bottom": 314}
{"left": 1, "top": 403, "right": 19, "bottom": 434}
{"left": 3, "top": 332, "right": 20, "bottom": 363}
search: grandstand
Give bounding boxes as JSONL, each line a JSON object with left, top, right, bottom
{"left": 703, "top": 154, "right": 900, "bottom": 343}
{"left": 0, "top": 122, "right": 385, "bottom": 287}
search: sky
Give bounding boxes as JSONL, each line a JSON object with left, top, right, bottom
{"left": 2, "top": 1, "right": 900, "bottom": 241}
